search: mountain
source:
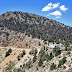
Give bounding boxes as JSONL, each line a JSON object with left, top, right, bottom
{"left": 0, "top": 11, "right": 72, "bottom": 47}
{"left": 0, "top": 11, "right": 72, "bottom": 72}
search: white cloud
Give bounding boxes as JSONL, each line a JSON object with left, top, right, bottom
{"left": 49, "top": 11, "right": 62, "bottom": 16}
{"left": 60, "top": 5, "right": 68, "bottom": 11}
{"left": 49, "top": 11, "right": 62, "bottom": 18}
{"left": 48, "top": 2, "right": 53, "bottom": 6}
{"left": 42, "top": 2, "right": 60, "bottom": 11}
{"left": 42, "top": 2, "right": 68, "bottom": 18}
{"left": 55, "top": 16, "right": 60, "bottom": 18}
{"left": 53, "top": 3, "right": 60, "bottom": 9}
{"left": 42, "top": 2, "right": 52, "bottom": 11}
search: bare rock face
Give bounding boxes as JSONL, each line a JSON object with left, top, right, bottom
{"left": 0, "top": 11, "right": 72, "bottom": 47}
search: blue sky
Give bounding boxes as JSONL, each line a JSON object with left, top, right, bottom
{"left": 0, "top": 0, "right": 72, "bottom": 27}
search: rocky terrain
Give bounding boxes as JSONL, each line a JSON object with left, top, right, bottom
{"left": 0, "top": 11, "right": 72, "bottom": 47}
{"left": 0, "top": 46, "right": 72, "bottom": 72}
{"left": 0, "top": 11, "right": 72, "bottom": 72}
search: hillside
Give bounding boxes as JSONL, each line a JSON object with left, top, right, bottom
{"left": 0, "top": 46, "right": 72, "bottom": 72}
{"left": 0, "top": 11, "right": 72, "bottom": 72}
{"left": 0, "top": 11, "right": 72, "bottom": 47}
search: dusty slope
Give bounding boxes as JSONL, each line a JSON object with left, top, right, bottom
{"left": 0, "top": 46, "right": 31, "bottom": 72}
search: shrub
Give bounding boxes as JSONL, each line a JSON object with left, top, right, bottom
{"left": 4, "top": 61, "right": 15, "bottom": 71}
{"left": 50, "top": 63, "right": 56, "bottom": 70}
{"left": 5, "top": 48, "right": 12, "bottom": 57}
{"left": 34, "top": 48, "right": 38, "bottom": 55}
{"left": 21, "top": 53, "right": 24, "bottom": 57}
{"left": 42, "top": 53, "right": 50, "bottom": 61}
{"left": 44, "top": 41, "right": 47, "bottom": 44}
{"left": 21, "top": 50, "right": 26, "bottom": 57}
{"left": 46, "top": 47, "right": 48, "bottom": 51}
{"left": 50, "top": 52, "right": 54, "bottom": 59}
{"left": 5, "top": 51, "right": 10, "bottom": 57}
{"left": 55, "top": 49, "right": 61, "bottom": 56}
{"left": 29, "top": 49, "right": 34, "bottom": 55}
{"left": 63, "top": 65, "right": 66, "bottom": 69}
{"left": 20, "top": 65, "right": 22, "bottom": 67}
{"left": 39, "top": 49, "right": 45, "bottom": 57}
{"left": 17, "top": 50, "right": 26, "bottom": 60}
{"left": 29, "top": 48, "right": 37, "bottom": 55}
{"left": 15, "top": 68, "right": 22, "bottom": 72}
{"left": 38, "top": 58, "right": 43, "bottom": 67}
{"left": 21, "top": 69, "right": 26, "bottom": 72}
{"left": 8, "top": 48, "right": 12, "bottom": 53}
{"left": 23, "top": 64, "right": 25, "bottom": 67}
{"left": 65, "top": 47, "right": 67, "bottom": 51}
{"left": 39, "top": 42, "right": 41, "bottom": 46}
{"left": 58, "top": 57, "right": 66, "bottom": 68}
{"left": 25, "top": 59, "right": 32, "bottom": 69}
{"left": 67, "top": 51, "right": 71, "bottom": 55}
{"left": 53, "top": 46, "right": 61, "bottom": 56}
{"left": 33, "top": 53, "right": 37, "bottom": 63}
{"left": 22, "top": 50, "right": 26, "bottom": 55}
{"left": 39, "top": 49, "right": 54, "bottom": 62}
{"left": 46, "top": 54, "right": 51, "bottom": 61}
{"left": 67, "top": 46, "right": 72, "bottom": 50}
{"left": 17, "top": 56, "right": 20, "bottom": 61}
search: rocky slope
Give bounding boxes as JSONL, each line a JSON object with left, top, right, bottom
{"left": 0, "top": 11, "right": 72, "bottom": 47}
{"left": 0, "top": 47, "right": 72, "bottom": 72}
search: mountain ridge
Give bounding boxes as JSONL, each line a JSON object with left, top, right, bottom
{"left": 0, "top": 11, "right": 71, "bottom": 27}
{"left": 0, "top": 11, "right": 72, "bottom": 47}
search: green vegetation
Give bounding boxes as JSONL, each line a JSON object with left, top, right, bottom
{"left": 65, "top": 47, "right": 67, "bottom": 51}
{"left": 8, "top": 48, "right": 12, "bottom": 53}
{"left": 44, "top": 41, "right": 47, "bottom": 44}
{"left": 65, "top": 45, "right": 72, "bottom": 51}
{"left": 17, "top": 50, "right": 26, "bottom": 61}
{"left": 21, "top": 69, "right": 26, "bottom": 72}
{"left": 38, "top": 48, "right": 54, "bottom": 67}
{"left": 25, "top": 59, "right": 32, "bottom": 69}
{"left": 63, "top": 65, "right": 66, "bottom": 69}
{"left": 5, "top": 48, "right": 12, "bottom": 57}
{"left": 29, "top": 48, "right": 37, "bottom": 55}
{"left": 0, "top": 54, "right": 2, "bottom": 56}
{"left": 67, "top": 46, "right": 72, "bottom": 50}
{"left": 29, "top": 49, "right": 34, "bottom": 55}
{"left": 33, "top": 53, "right": 37, "bottom": 63}
{"left": 64, "top": 42, "right": 70, "bottom": 50}
{"left": 4, "top": 61, "right": 15, "bottom": 71}
{"left": 1, "top": 11, "right": 72, "bottom": 72}
{"left": 67, "top": 51, "right": 71, "bottom": 55}
{"left": 55, "top": 49, "right": 61, "bottom": 56}
{"left": 58, "top": 57, "right": 66, "bottom": 68}
{"left": 39, "top": 49, "right": 45, "bottom": 58}
{"left": 13, "top": 68, "right": 26, "bottom": 72}
{"left": 38, "top": 57, "right": 43, "bottom": 67}
{"left": 50, "top": 63, "right": 56, "bottom": 70}
{"left": 44, "top": 46, "right": 48, "bottom": 51}
{"left": 3, "top": 48, "right": 7, "bottom": 50}
{"left": 40, "top": 49, "right": 54, "bottom": 60}
{"left": 21, "top": 50, "right": 26, "bottom": 57}
{"left": 17, "top": 56, "right": 20, "bottom": 61}
{"left": 53, "top": 46, "right": 61, "bottom": 56}
{"left": 64, "top": 42, "right": 70, "bottom": 48}
{"left": 50, "top": 52, "right": 54, "bottom": 59}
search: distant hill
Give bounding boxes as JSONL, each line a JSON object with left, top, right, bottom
{"left": 0, "top": 11, "right": 72, "bottom": 46}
